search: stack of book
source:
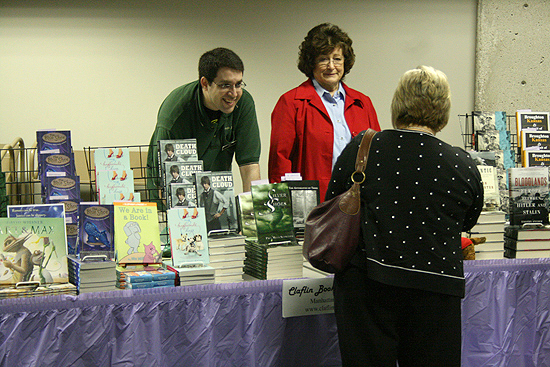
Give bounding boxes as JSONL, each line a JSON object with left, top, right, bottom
{"left": 504, "top": 225, "right": 550, "bottom": 259}
{"left": 516, "top": 110, "right": 550, "bottom": 167}
{"left": 163, "top": 262, "right": 216, "bottom": 286}
{"left": 244, "top": 240, "right": 303, "bottom": 280}
{"left": 115, "top": 267, "right": 176, "bottom": 289}
{"left": 0, "top": 283, "right": 77, "bottom": 299}
{"left": 208, "top": 233, "right": 246, "bottom": 283}
{"left": 242, "top": 182, "right": 303, "bottom": 280}
{"left": 465, "top": 211, "right": 507, "bottom": 259}
{"left": 67, "top": 255, "right": 117, "bottom": 294}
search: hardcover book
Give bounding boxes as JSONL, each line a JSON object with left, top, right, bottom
{"left": 468, "top": 152, "right": 501, "bottom": 211}
{"left": 523, "top": 151, "right": 550, "bottom": 167}
{"left": 516, "top": 111, "right": 550, "bottom": 147}
{"left": 113, "top": 202, "right": 162, "bottom": 265}
{"left": 504, "top": 247, "right": 550, "bottom": 259}
{"left": 170, "top": 183, "right": 197, "bottom": 208}
{"left": 0, "top": 217, "right": 68, "bottom": 285}
{"left": 472, "top": 111, "right": 514, "bottom": 170}
{"left": 508, "top": 166, "right": 550, "bottom": 226}
{"left": 287, "top": 180, "right": 320, "bottom": 236}
{"left": 251, "top": 182, "right": 295, "bottom": 244}
{"left": 504, "top": 225, "right": 550, "bottom": 241}
{"left": 78, "top": 203, "right": 114, "bottom": 260}
{"left": 521, "top": 130, "right": 550, "bottom": 151}
{"left": 504, "top": 236, "right": 550, "bottom": 251}
{"left": 157, "top": 139, "right": 198, "bottom": 179}
{"left": 236, "top": 192, "right": 257, "bottom": 239}
{"left": 195, "top": 171, "right": 237, "bottom": 233}
{"left": 164, "top": 160, "right": 203, "bottom": 203}
{"left": 167, "top": 207, "right": 210, "bottom": 267}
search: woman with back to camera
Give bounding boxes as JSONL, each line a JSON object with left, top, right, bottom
{"left": 268, "top": 23, "right": 380, "bottom": 200}
{"left": 328, "top": 66, "right": 484, "bottom": 367}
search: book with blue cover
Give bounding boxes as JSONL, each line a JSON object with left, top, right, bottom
{"left": 78, "top": 203, "right": 115, "bottom": 260}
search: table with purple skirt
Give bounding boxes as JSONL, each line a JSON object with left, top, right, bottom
{"left": 0, "top": 258, "right": 549, "bottom": 367}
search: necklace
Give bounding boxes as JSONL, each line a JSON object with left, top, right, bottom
{"left": 402, "top": 126, "right": 435, "bottom": 135}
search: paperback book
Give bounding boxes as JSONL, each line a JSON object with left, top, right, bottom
{"left": 113, "top": 202, "right": 162, "bottom": 265}
{"left": 251, "top": 182, "right": 295, "bottom": 244}
{"left": 0, "top": 217, "right": 68, "bottom": 286}
{"left": 195, "top": 171, "right": 238, "bottom": 233}
{"left": 508, "top": 166, "right": 550, "bottom": 226}
{"left": 167, "top": 207, "right": 210, "bottom": 267}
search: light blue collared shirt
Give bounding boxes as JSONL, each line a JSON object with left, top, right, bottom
{"left": 312, "top": 78, "right": 351, "bottom": 168}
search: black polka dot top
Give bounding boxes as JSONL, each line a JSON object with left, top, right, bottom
{"left": 327, "top": 129, "right": 484, "bottom": 297}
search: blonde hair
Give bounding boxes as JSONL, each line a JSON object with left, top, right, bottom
{"left": 391, "top": 65, "right": 451, "bottom": 132}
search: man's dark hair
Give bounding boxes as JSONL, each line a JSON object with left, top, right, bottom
{"left": 170, "top": 165, "right": 179, "bottom": 174}
{"left": 199, "top": 47, "right": 244, "bottom": 83}
{"left": 165, "top": 143, "right": 174, "bottom": 153}
{"left": 175, "top": 187, "right": 185, "bottom": 197}
{"left": 200, "top": 175, "right": 211, "bottom": 186}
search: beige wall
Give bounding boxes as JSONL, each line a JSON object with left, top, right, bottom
{"left": 0, "top": 0, "right": 477, "bottom": 194}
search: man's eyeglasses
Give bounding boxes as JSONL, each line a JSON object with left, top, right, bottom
{"left": 212, "top": 81, "right": 247, "bottom": 90}
{"left": 316, "top": 57, "right": 344, "bottom": 68}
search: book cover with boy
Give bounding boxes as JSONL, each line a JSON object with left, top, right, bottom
{"left": 195, "top": 171, "right": 237, "bottom": 234}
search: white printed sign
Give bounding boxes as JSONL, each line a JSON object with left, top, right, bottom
{"left": 282, "top": 277, "right": 335, "bottom": 318}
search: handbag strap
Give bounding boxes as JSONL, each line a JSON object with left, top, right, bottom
{"left": 354, "top": 128, "right": 377, "bottom": 177}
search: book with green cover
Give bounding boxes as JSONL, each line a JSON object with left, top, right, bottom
{"left": 0, "top": 217, "right": 68, "bottom": 286}
{"left": 251, "top": 182, "right": 295, "bottom": 244}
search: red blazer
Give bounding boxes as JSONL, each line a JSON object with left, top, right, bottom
{"left": 269, "top": 79, "right": 380, "bottom": 200}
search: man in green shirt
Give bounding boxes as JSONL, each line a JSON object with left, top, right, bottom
{"left": 147, "top": 48, "right": 261, "bottom": 204}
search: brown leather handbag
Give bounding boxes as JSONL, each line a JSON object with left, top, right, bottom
{"left": 303, "top": 129, "right": 377, "bottom": 273}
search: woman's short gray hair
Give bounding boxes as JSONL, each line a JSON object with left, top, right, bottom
{"left": 391, "top": 65, "right": 451, "bottom": 132}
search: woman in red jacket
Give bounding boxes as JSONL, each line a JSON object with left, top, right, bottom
{"left": 268, "top": 23, "right": 380, "bottom": 200}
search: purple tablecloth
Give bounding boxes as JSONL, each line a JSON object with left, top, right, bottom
{"left": 0, "top": 258, "right": 549, "bottom": 367}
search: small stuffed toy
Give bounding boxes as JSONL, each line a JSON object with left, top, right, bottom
{"left": 461, "top": 236, "right": 487, "bottom": 260}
